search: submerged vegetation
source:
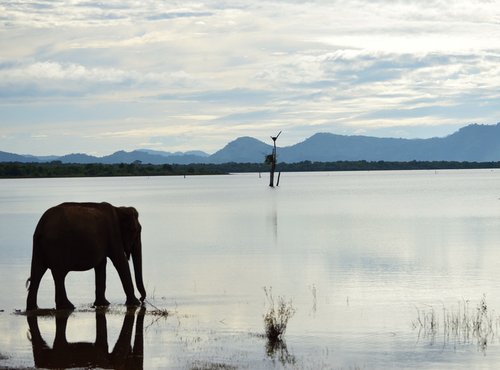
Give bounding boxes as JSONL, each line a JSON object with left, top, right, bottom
{"left": 263, "top": 287, "right": 296, "bottom": 343}
{"left": 263, "top": 287, "right": 296, "bottom": 366}
{"left": 190, "top": 361, "right": 237, "bottom": 370}
{"left": 144, "top": 298, "right": 169, "bottom": 318}
{"left": 413, "top": 295, "right": 498, "bottom": 352}
{"left": 3, "top": 160, "right": 500, "bottom": 178}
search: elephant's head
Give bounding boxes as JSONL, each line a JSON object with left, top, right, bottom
{"left": 117, "top": 207, "right": 146, "bottom": 302}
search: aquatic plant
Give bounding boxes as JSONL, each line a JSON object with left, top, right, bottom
{"left": 413, "top": 305, "right": 438, "bottom": 339}
{"left": 265, "top": 336, "right": 296, "bottom": 366}
{"left": 145, "top": 299, "right": 169, "bottom": 317}
{"left": 263, "top": 287, "right": 296, "bottom": 342}
{"left": 413, "top": 295, "right": 497, "bottom": 352}
{"left": 191, "top": 361, "right": 237, "bottom": 370}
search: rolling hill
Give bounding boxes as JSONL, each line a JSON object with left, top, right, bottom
{"left": 2, "top": 123, "right": 500, "bottom": 164}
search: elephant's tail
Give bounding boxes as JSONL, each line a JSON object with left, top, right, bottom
{"left": 26, "top": 277, "right": 31, "bottom": 291}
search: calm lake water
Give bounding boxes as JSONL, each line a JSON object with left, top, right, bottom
{"left": 2, "top": 170, "right": 500, "bottom": 369}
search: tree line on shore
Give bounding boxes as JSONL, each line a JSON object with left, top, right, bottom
{"left": 2, "top": 160, "right": 500, "bottom": 178}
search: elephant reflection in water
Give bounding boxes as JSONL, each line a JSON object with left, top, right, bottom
{"left": 27, "top": 306, "right": 145, "bottom": 369}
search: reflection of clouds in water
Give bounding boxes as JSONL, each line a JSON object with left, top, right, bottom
{"left": 4, "top": 173, "right": 500, "bottom": 368}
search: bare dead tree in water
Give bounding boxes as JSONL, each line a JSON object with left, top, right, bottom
{"left": 268, "top": 131, "right": 281, "bottom": 187}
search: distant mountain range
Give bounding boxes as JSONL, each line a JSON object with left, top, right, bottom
{"left": 3, "top": 123, "right": 500, "bottom": 164}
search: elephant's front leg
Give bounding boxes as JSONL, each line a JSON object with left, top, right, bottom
{"left": 51, "top": 270, "right": 75, "bottom": 310}
{"left": 111, "top": 256, "right": 140, "bottom": 307}
{"left": 94, "top": 259, "right": 110, "bottom": 307}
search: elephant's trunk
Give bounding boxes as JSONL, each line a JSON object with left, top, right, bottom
{"left": 132, "top": 240, "right": 146, "bottom": 302}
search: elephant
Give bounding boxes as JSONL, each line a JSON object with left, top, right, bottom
{"left": 26, "top": 202, "right": 146, "bottom": 311}
{"left": 27, "top": 306, "right": 145, "bottom": 369}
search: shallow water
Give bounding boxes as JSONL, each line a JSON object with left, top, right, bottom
{"left": 2, "top": 170, "right": 500, "bottom": 368}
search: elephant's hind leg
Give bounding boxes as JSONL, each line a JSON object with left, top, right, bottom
{"left": 51, "top": 270, "right": 75, "bottom": 310}
{"left": 26, "top": 264, "right": 47, "bottom": 311}
{"left": 94, "top": 259, "right": 110, "bottom": 307}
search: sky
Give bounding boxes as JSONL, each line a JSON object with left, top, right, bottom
{"left": 1, "top": 0, "right": 500, "bottom": 156}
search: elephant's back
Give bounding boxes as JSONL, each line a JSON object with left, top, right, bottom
{"left": 33, "top": 203, "right": 114, "bottom": 269}
{"left": 36, "top": 203, "right": 114, "bottom": 229}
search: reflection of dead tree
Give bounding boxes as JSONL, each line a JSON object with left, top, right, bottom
{"left": 268, "top": 131, "right": 281, "bottom": 187}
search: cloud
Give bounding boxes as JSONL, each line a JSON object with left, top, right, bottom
{"left": 0, "top": 60, "right": 196, "bottom": 98}
{"left": 146, "top": 11, "right": 213, "bottom": 21}
{"left": 155, "top": 88, "right": 276, "bottom": 105}
{"left": 3, "top": 61, "right": 127, "bottom": 82}
{"left": 2, "top": 0, "right": 500, "bottom": 155}
{"left": 1, "top": 1, "right": 218, "bottom": 28}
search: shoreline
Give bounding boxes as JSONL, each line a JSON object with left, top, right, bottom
{"left": 2, "top": 160, "right": 500, "bottom": 179}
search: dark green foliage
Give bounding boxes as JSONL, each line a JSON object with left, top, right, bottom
{"left": 264, "top": 154, "right": 274, "bottom": 165}
{"left": 0, "top": 162, "right": 227, "bottom": 178}
{"left": 1, "top": 160, "right": 500, "bottom": 178}
{"left": 275, "top": 160, "right": 500, "bottom": 172}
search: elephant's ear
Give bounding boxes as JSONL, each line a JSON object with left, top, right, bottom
{"left": 117, "top": 206, "right": 139, "bottom": 227}
{"left": 117, "top": 206, "right": 140, "bottom": 259}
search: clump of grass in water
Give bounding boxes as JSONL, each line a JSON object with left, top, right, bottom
{"left": 413, "top": 305, "right": 438, "bottom": 339}
{"left": 262, "top": 287, "right": 296, "bottom": 366}
{"left": 145, "top": 299, "right": 169, "bottom": 317}
{"left": 191, "top": 361, "right": 236, "bottom": 370}
{"left": 413, "top": 295, "right": 496, "bottom": 352}
{"left": 263, "top": 287, "right": 296, "bottom": 342}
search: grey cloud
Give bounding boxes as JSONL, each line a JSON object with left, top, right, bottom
{"left": 216, "top": 110, "right": 281, "bottom": 123}
{"left": 29, "top": 2, "right": 55, "bottom": 10}
{"left": 75, "top": 2, "right": 130, "bottom": 10}
{"left": 156, "top": 88, "right": 276, "bottom": 105}
{"left": 146, "top": 11, "right": 213, "bottom": 21}
{"left": 0, "top": 85, "right": 85, "bottom": 99}
{"left": 0, "top": 59, "right": 198, "bottom": 99}
{"left": 269, "top": 50, "right": 495, "bottom": 90}
{"left": 359, "top": 92, "right": 500, "bottom": 122}
{"left": 2, "top": 0, "right": 500, "bottom": 155}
